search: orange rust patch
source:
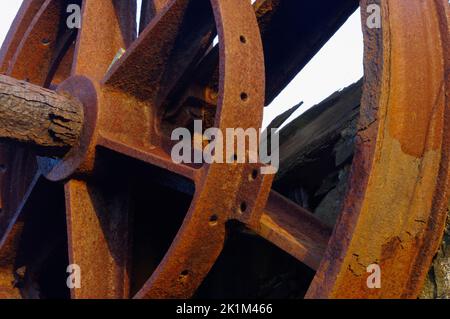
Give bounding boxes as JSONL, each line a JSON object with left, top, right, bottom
{"left": 387, "top": 0, "right": 446, "bottom": 157}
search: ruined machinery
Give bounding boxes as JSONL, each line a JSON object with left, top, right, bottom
{"left": 0, "top": 0, "right": 448, "bottom": 299}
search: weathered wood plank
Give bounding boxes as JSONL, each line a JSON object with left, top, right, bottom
{"left": 274, "top": 80, "right": 362, "bottom": 227}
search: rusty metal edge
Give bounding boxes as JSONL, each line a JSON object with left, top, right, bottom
{"left": 307, "top": 0, "right": 450, "bottom": 299}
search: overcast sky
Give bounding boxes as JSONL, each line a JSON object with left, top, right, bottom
{"left": 0, "top": 1, "right": 363, "bottom": 128}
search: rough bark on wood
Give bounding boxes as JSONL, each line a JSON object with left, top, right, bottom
{"left": 0, "top": 75, "right": 83, "bottom": 157}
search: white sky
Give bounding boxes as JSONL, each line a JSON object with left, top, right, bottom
{"left": 0, "top": 1, "right": 363, "bottom": 128}
{"left": 0, "top": 1, "right": 23, "bottom": 46}
{"left": 263, "top": 8, "right": 363, "bottom": 128}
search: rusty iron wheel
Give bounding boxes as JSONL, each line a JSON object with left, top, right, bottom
{"left": 0, "top": 0, "right": 449, "bottom": 299}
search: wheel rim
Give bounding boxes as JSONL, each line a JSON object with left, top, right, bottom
{"left": 308, "top": 0, "right": 450, "bottom": 298}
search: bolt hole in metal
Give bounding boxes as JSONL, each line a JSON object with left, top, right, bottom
{"left": 239, "top": 35, "right": 247, "bottom": 44}
{"left": 179, "top": 270, "right": 190, "bottom": 282}
{"left": 209, "top": 214, "right": 219, "bottom": 226}
{"left": 249, "top": 169, "right": 258, "bottom": 181}
{"left": 181, "top": 270, "right": 189, "bottom": 276}
{"left": 240, "top": 202, "right": 247, "bottom": 213}
{"left": 41, "top": 38, "right": 51, "bottom": 46}
{"left": 240, "top": 92, "right": 249, "bottom": 102}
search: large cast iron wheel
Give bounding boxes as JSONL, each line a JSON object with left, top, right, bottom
{"left": 0, "top": 0, "right": 449, "bottom": 299}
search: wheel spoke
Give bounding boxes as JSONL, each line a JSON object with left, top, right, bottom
{"left": 104, "top": 0, "right": 215, "bottom": 104}
{"left": 248, "top": 191, "right": 332, "bottom": 271}
{"left": 97, "top": 135, "right": 198, "bottom": 181}
{"left": 72, "top": 0, "right": 134, "bottom": 81}
{"left": 95, "top": 86, "right": 198, "bottom": 181}
{"left": 65, "top": 179, "right": 132, "bottom": 299}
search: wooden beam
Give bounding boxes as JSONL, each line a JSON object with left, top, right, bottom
{"left": 0, "top": 75, "right": 83, "bottom": 157}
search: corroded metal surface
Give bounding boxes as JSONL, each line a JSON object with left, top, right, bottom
{"left": 253, "top": 191, "right": 332, "bottom": 271}
{"left": 117, "top": 0, "right": 268, "bottom": 298}
{"left": 0, "top": 0, "right": 46, "bottom": 74}
{"left": 0, "top": 0, "right": 53, "bottom": 298}
{"left": 0, "top": 0, "right": 448, "bottom": 299}
{"left": 307, "top": 0, "right": 450, "bottom": 298}
{"left": 61, "top": 0, "right": 135, "bottom": 299}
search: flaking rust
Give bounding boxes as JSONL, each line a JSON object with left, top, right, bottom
{"left": 0, "top": 0, "right": 448, "bottom": 299}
